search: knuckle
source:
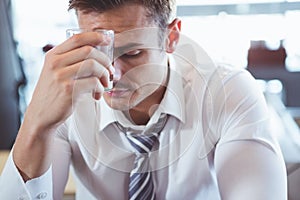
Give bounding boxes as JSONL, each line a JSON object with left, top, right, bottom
{"left": 44, "top": 51, "right": 52, "bottom": 60}
{"left": 47, "top": 56, "right": 62, "bottom": 70}
{"left": 70, "top": 34, "right": 82, "bottom": 45}
{"left": 86, "top": 59, "right": 97, "bottom": 67}
{"left": 103, "top": 56, "right": 111, "bottom": 67}
{"left": 81, "top": 59, "right": 97, "bottom": 71}
{"left": 82, "top": 45, "right": 94, "bottom": 55}
{"left": 63, "top": 80, "right": 74, "bottom": 95}
{"left": 101, "top": 68, "right": 109, "bottom": 78}
{"left": 44, "top": 49, "right": 64, "bottom": 70}
{"left": 53, "top": 70, "right": 63, "bottom": 82}
{"left": 94, "top": 32, "right": 103, "bottom": 40}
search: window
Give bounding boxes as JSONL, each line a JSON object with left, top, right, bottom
{"left": 11, "top": 0, "right": 77, "bottom": 108}
{"left": 11, "top": 1, "right": 300, "bottom": 110}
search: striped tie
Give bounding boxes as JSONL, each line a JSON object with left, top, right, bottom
{"left": 125, "top": 114, "right": 167, "bottom": 200}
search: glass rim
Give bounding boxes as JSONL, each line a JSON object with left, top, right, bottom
{"left": 66, "top": 28, "right": 114, "bottom": 34}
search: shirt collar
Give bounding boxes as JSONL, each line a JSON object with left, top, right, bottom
{"left": 99, "top": 55, "right": 186, "bottom": 131}
{"left": 159, "top": 55, "right": 186, "bottom": 123}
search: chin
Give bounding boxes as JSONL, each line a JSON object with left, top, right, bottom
{"left": 103, "top": 93, "right": 139, "bottom": 111}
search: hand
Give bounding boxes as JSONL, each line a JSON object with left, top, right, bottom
{"left": 13, "top": 32, "right": 113, "bottom": 180}
{"left": 27, "top": 31, "right": 113, "bottom": 133}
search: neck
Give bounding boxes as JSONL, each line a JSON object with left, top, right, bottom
{"left": 127, "top": 85, "right": 167, "bottom": 125}
{"left": 126, "top": 64, "right": 170, "bottom": 125}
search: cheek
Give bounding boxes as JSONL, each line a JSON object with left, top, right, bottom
{"left": 123, "top": 63, "right": 166, "bottom": 87}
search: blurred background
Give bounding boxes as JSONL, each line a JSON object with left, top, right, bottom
{"left": 0, "top": 0, "right": 300, "bottom": 199}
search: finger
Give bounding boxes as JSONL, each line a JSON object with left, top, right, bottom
{"left": 54, "top": 45, "right": 112, "bottom": 71}
{"left": 73, "top": 76, "right": 105, "bottom": 100}
{"left": 52, "top": 31, "right": 111, "bottom": 55}
{"left": 57, "top": 59, "right": 110, "bottom": 88}
{"left": 93, "top": 92, "right": 101, "bottom": 100}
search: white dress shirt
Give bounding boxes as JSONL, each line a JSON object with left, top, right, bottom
{"left": 0, "top": 39, "right": 287, "bottom": 200}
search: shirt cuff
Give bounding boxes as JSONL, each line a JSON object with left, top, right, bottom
{"left": 26, "top": 165, "right": 53, "bottom": 200}
{"left": 0, "top": 151, "right": 53, "bottom": 200}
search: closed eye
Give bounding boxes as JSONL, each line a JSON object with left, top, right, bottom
{"left": 123, "top": 49, "right": 142, "bottom": 57}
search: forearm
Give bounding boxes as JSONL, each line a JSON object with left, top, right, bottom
{"left": 13, "top": 110, "right": 55, "bottom": 182}
{"left": 1, "top": 119, "right": 71, "bottom": 199}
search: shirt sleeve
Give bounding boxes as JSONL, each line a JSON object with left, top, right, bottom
{"left": 214, "top": 139, "right": 287, "bottom": 200}
{"left": 0, "top": 151, "right": 53, "bottom": 200}
{"left": 0, "top": 123, "right": 72, "bottom": 200}
{"left": 213, "top": 69, "right": 280, "bottom": 153}
{"left": 211, "top": 69, "right": 287, "bottom": 199}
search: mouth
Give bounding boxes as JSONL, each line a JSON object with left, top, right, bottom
{"left": 105, "top": 79, "right": 137, "bottom": 98}
{"left": 106, "top": 88, "right": 132, "bottom": 98}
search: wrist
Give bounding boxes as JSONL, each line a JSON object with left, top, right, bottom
{"left": 13, "top": 111, "right": 56, "bottom": 181}
{"left": 21, "top": 106, "right": 57, "bottom": 140}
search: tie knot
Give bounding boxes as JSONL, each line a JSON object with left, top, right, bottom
{"left": 118, "top": 113, "right": 168, "bottom": 154}
{"left": 126, "top": 133, "right": 158, "bottom": 154}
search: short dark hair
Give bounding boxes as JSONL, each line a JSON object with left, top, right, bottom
{"left": 68, "top": 0, "right": 175, "bottom": 30}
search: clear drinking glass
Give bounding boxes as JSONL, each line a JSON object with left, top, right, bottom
{"left": 66, "top": 28, "right": 114, "bottom": 91}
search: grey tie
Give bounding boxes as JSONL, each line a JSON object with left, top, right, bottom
{"left": 122, "top": 114, "right": 167, "bottom": 200}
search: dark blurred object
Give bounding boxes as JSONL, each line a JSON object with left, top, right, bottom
{"left": 248, "top": 40, "right": 287, "bottom": 67}
{"left": 247, "top": 40, "right": 300, "bottom": 107}
{"left": 0, "top": 0, "right": 26, "bottom": 149}
{"left": 42, "top": 44, "right": 55, "bottom": 53}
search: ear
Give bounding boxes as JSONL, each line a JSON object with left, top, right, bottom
{"left": 166, "top": 18, "right": 181, "bottom": 53}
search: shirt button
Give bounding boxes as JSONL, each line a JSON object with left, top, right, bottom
{"left": 18, "top": 196, "right": 28, "bottom": 200}
{"left": 36, "top": 192, "right": 47, "bottom": 199}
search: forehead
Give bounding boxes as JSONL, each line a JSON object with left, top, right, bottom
{"left": 77, "top": 4, "right": 155, "bottom": 33}
{"left": 77, "top": 4, "right": 162, "bottom": 57}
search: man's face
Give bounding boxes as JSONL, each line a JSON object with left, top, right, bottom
{"left": 77, "top": 4, "right": 169, "bottom": 111}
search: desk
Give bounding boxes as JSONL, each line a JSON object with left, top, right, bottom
{"left": 0, "top": 151, "right": 76, "bottom": 198}
{"left": 287, "top": 107, "right": 300, "bottom": 127}
{"left": 0, "top": 150, "right": 9, "bottom": 173}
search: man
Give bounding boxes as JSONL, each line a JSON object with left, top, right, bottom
{"left": 0, "top": 0, "right": 287, "bottom": 199}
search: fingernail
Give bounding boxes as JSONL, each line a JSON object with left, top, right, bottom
{"left": 93, "top": 92, "right": 101, "bottom": 100}
{"left": 104, "top": 81, "right": 113, "bottom": 92}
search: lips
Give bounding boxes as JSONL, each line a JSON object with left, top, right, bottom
{"left": 105, "top": 79, "right": 137, "bottom": 98}
{"left": 106, "top": 88, "right": 131, "bottom": 98}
